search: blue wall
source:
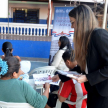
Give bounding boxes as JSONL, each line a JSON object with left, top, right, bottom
{"left": 0, "top": 40, "right": 51, "bottom": 58}
{"left": 0, "top": 18, "right": 54, "bottom": 24}
{"left": 0, "top": 18, "right": 13, "bottom": 22}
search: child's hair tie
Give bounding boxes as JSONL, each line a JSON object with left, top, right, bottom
{"left": 0, "top": 58, "right": 8, "bottom": 75}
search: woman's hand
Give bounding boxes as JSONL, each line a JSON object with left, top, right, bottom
{"left": 75, "top": 75, "right": 88, "bottom": 83}
{"left": 43, "top": 83, "right": 50, "bottom": 99}
{"left": 44, "top": 83, "right": 50, "bottom": 90}
{"left": 52, "top": 74, "right": 60, "bottom": 82}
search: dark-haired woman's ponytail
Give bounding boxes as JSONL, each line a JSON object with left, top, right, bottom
{"left": 5, "top": 48, "right": 13, "bottom": 57}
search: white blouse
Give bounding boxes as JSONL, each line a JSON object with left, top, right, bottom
{"left": 51, "top": 46, "right": 69, "bottom": 71}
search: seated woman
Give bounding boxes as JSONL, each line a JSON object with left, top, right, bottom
{"left": 1, "top": 42, "right": 23, "bottom": 76}
{"left": 50, "top": 36, "right": 72, "bottom": 92}
{"left": 0, "top": 57, "right": 50, "bottom": 108}
{"left": 51, "top": 36, "right": 72, "bottom": 71}
{"left": 1, "top": 41, "right": 21, "bottom": 61}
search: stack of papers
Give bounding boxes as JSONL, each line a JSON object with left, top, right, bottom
{"left": 57, "top": 70, "right": 81, "bottom": 79}
{"left": 33, "top": 74, "right": 59, "bottom": 85}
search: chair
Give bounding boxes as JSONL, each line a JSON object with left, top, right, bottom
{"left": 20, "top": 60, "right": 31, "bottom": 74}
{"left": 0, "top": 101, "right": 34, "bottom": 108}
{"left": 29, "top": 66, "right": 56, "bottom": 95}
{"left": 55, "top": 94, "right": 87, "bottom": 108}
{"left": 19, "top": 60, "right": 31, "bottom": 83}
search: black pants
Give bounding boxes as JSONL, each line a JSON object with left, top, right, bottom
{"left": 87, "top": 91, "right": 108, "bottom": 108}
{"left": 47, "top": 93, "right": 69, "bottom": 108}
{"left": 50, "top": 71, "right": 59, "bottom": 92}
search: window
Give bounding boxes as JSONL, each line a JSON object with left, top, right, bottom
{"left": 13, "top": 8, "right": 39, "bottom": 24}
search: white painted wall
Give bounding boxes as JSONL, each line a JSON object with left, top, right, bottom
{"left": 0, "top": 0, "right": 8, "bottom": 18}
{"left": 9, "top": 3, "right": 49, "bottom": 20}
{"left": 8, "top": 2, "right": 73, "bottom": 20}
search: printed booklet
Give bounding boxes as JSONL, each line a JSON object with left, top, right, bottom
{"left": 57, "top": 70, "right": 81, "bottom": 79}
{"left": 33, "top": 74, "right": 60, "bottom": 85}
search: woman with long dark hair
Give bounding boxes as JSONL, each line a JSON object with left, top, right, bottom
{"left": 50, "top": 36, "right": 72, "bottom": 92}
{"left": 51, "top": 36, "right": 72, "bottom": 71}
{"left": 69, "top": 4, "right": 108, "bottom": 108}
{"left": 1, "top": 42, "right": 21, "bottom": 61}
{"left": 52, "top": 4, "right": 108, "bottom": 108}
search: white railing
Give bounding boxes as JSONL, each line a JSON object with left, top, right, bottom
{"left": 0, "top": 22, "right": 53, "bottom": 36}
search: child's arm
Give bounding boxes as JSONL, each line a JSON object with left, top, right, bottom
{"left": 58, "top": 95, "right": 67, "bottom": 102}
{"left": 58, "top": 82, "right": 67, "bottom": 102}
{"left": 58, "top": 80, "right": 72, "bottom": 102}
